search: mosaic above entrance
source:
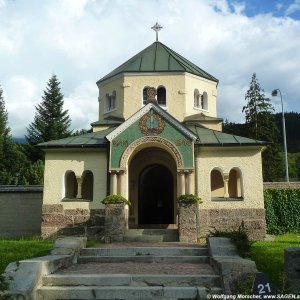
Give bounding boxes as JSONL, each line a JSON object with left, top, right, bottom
{"left": 106, "top": 103, "right": 197, "bottom": 170}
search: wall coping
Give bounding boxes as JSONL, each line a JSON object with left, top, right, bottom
{"left": 0, "top": 185, "right": 43, "bottom": 192}
{"left": 263, "top": 182, "right": 300, "bottom": 190}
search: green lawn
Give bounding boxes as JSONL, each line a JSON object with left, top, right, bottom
{"left": 250, "top": 233, "right": 300, "bottom": 291}
{"left": 0, "top": 238, "right": 54, "bottom": 274}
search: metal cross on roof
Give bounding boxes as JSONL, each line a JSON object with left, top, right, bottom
{"left": 151, "top": 22, "right": 163, "bottom": 42}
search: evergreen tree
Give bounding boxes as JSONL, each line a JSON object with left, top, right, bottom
{"left": 0, "top": 85, "right": 9, "bottom": 137}
{"left": 25, "top": 75, "right": 72, "bottom": 161}
{"left": 243, "top": 73, "right": 282, "bottom": 181}
{"left": 0, "top": 85, "right": 30, "bottom": 184}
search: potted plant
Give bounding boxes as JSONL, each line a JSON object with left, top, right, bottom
{"left": 102, "top": 194, "right": 131, "bottom": 206}
{"left": 177, "top": 194, "right": 202, "bottom": 204}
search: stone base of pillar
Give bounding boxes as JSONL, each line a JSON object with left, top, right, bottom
{"left": 104, "top": 203, "right": 126, "bottom": 243}
{"left": 178, "top": 201, "right": 197, "bottom": 243}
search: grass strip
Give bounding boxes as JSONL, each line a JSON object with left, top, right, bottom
{"left": 250, "top": 233, "right": 300, "bottom": 292}
{"left": 0, "top": 238, "right": 54, "bottom": 274}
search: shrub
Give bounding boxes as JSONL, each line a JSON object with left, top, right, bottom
{"left": 177, "top": 194, "right": 202, "bottom": 204}
{"left": 264, "top": 189, "right": 300, "bottom": 234}
{"left": 102, "top": 194, "right": 130, "bottom": 206}
{"left": 209, "top": 222, "right": 252, "bottom": 257}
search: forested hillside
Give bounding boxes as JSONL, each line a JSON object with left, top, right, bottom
{"left": 223, "top": 112, "right": 300, "bottom": 180}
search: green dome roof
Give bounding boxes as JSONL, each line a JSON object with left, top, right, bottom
{"left": 97, "top": 42, "right": 218, "bottom": 84}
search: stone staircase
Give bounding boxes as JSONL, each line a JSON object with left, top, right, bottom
{"left": 37, "top": 245, "right": 223, "bottom": 300}
{"left": 123, "top": 229, "right": 179, "bottom": 242}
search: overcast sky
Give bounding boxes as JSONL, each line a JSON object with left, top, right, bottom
{"left": 1, "top": 0, "right": 300, "bottom": 137}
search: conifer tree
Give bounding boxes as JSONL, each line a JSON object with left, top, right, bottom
{"left": 25, "top": 75, "right": 72, "bottom": 161}
{"left": 0, "top": 85, "right": 29, "bottom": 184}
{"left": 0, "top": 85, "right": 9, "bottom": 137}
{"left": 243, "top": 73, "right": 282, "bottom": 181}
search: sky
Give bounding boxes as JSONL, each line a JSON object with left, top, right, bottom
{"left": 0, "top": 0, "right": 300, "bottom": 137}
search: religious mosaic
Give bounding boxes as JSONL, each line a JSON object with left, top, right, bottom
{"left": 139, "top": 110, "right": 165, "bottom": 136}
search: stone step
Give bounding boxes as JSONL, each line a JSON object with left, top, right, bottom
{"left": 43, "top": 274, "right": 221, "bottom": 287}
{"left": 80, "top": 247, "right": 208, "bottom": 257}
{"left": 123, "top": 229, "right": 179, "bottom": 243}
{"left": 77, "top": 255, "right": 209, "bottom": 264}
{"left": 37, "top": 285, "right": 223, "bottom": 300}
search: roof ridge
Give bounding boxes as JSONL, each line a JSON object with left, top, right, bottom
{"left": 159, "top": 42, "right": 195, "bottom": 74}
{"left": 97, "top": 41, "right": 219, "bottom": 84}
{"left": 159, "top": 42, "right": 218, "bottom": 82}
{"left": 97, "top": 42, "right": 157, "bottom": 83}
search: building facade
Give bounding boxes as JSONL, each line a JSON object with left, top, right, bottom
{"left": 40, "top": 41, "right": 267, "bottom": 240}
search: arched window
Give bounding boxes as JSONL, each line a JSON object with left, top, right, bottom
{"left": 194, "top": 89, "right": 200, "bottom": 108}
{"left": 105, "top": 91, "right": 116, "bottom": 112}
{"left": 111, "top": 90, "right": 116, "bottom": 110}
{"left": 82, "top": 170, "right": 94, "bottom": 201}
{"left": 65, "top": 171, "right": 77, "bottom": 198}
{"left": 201, "top": 92, "right": 208, "bottom": 110}
{"left": 211, "top": 168, "right": 224, "bottom": 198}
{"left": 143, "top": 86, "right": 150, "bottom": 105}
{"left": 157, "top": 86, "right": 166, "bottom": 107}
{"left": 228, "top": 168, "right": 243, "bottom": 198}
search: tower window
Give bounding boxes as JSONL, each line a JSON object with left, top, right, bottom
{"left": 105, "top": 91, "right": 116, "bottom": 112}
{"left": 194, "top": 89, "right": 208, "bottom": 111}
{"left": 202, "top": 92, "right": 208, "bottom": 110}
{"left": 157, "top": 86, "right": 166, "bottom": 106}
{"left": 143, "top": 86, "right": 150, "bottom": 105}
{"left": 194, "top": 89, "right": 200, "bottom": 108}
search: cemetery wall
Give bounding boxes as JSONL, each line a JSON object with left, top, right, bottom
{"left": 0, "top": 186, "right": 43, "bottom": 237}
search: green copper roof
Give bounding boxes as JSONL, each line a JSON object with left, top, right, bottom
{"left": 38, "top": 127, "right": 115, "bottom": 149}
{"left": 190, "top": 125, "right": 267, "bottom": 146}
{"left": 97, "top": 42, "right": 218, "bottom": 84}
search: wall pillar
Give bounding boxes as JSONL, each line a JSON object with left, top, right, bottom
{"left": 179, "top": 171, "right": 185, "bottom": 195}
{"left": 186, "top": 171, "right": 194, "bottom": 194}
{"left": 223, "top": 173, "right": 229, "bottom": 198}
{"left": 76, "top": 176, "right": 82, "bottom": 199}
{"left": 111, "top": 172, "right": 118, "bottom": 194}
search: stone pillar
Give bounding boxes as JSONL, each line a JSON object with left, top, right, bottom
{"left": 104, "top": 203, "right": 126, "bottom": 243}
{"left": 223, "top": 173, "right": 229, "bottom": 198}
{"left": 178, "top": 200, "right": 197, "bottom": 243}
{"left": 186, "top": 171, "right": 194, "bottom": 194}
{"left": 76, "top": 176, "right": 82, "bottom": 199}
{"left": 179, "top": 171, "right": 185, "bottom": 195}
{"left": 111, "top": 172, "right": 118, "bottom": 194}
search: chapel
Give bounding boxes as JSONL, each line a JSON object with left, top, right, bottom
{"left": 39, "top": 24, "right": 267, "bottom": 240}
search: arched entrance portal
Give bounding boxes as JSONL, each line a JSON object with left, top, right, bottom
{"left": 138, "top": 165, "right": 174, "bottom": 224}
{"left": 129, "top": 147, "right": 177, "bottom": 227}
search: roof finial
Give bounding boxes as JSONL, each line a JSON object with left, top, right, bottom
{"left": 151, "top": 22, "right": 162, "bottom": 42}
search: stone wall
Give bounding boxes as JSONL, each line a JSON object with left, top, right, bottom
{"left": 41, "top": 204, "right": 105, "bottom": 239}
{"left": 178, "top": 201, "right": 197, "bottom": 243}
{"left": 0, "top": 186, "right": 43, "bottom": 237}
{"left": 104, "top": 203, "right": 126, "bottom": 243}
{"left": 199, "top": 208, "right": 266, "bottom": 240}
{"left": 263, "top": 181, "right": 300, "bottom": 190}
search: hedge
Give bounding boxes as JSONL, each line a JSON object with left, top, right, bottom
{"left": 264, "top": 189, "right": 300, "bottom": 234}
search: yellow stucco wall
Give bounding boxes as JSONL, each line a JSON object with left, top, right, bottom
{"left": 196, "top": 146, "right": 264, "bottom": 209}
{"left": 184, "top": 74, "right": 218, "bottom": 118}
{"left": 43, "top": 149, "right": 107, "bottom": 209}
{"left": 97, "top": 76, "right": 124, "bottom": 121}
{"left": 97, "top": 72, "right": 218, "bottom": 123}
